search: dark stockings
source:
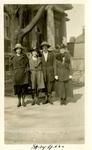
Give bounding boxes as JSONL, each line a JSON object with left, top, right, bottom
{"left": 17, "top": 87, "right": 26, "bottom": 107}
{"left": 17, "top": 93, "right": 21, "bottom": 107}
{"left": 60, "top": 98, "right": 66, "bottom": 105}
{"left": 31, "top": 89, "right": 40, "bottom": 105}
{"left": 21, "top": 88, "right": 26, "bottom": 106}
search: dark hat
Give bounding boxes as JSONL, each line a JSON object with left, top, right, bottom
{"left": 41, "top": 41, "right": 51, "bottom": 48}
{"left": 61, "top": 44, "right": 67, "bottom": 49}
{"left": 13, "top": 43, "right": 24, "bottom": 51}
{"left": 56, "top": 44, "right": 61, "bottom": 49}
{"left": 30, "top": 46, "right": 37, "bottom": 53}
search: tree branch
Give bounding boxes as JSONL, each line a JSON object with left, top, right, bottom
{"left": 22, "top": 5, "right": 47, "bottom": 38}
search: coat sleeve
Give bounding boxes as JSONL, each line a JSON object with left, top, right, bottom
{"left": 9, "top": 55, "right": 14, "bottom": 71}
{"left": 53, "top": 53, "right": 57, "bottom": 76}
{"left": 66, "top": 53, "right": 72, "bottom": 75}
{"left": 23, "top": 53, "right": 30, "bottom": 72}
{"left": 64, "top": 52, "right": 72, "bottom": 75}
{"left": 67, "top": 53, "right": 72, "bottom": 75}
{"left": 69, "top": 58, "right": 72, "bottom": 75}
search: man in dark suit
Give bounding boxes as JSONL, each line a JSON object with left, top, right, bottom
{"left": 41, "top": 41, "right": 57, "bottom": 104}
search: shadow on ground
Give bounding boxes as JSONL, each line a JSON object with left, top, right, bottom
{"left": 20, "top": 85, "right": 84, "bottom": 106}
{"left": 67, "top": 93, "right": 82, "bottom": 104}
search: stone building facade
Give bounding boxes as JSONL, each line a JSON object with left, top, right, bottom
{"left": 4, "top": 4, "right": 72, "bottom": 51}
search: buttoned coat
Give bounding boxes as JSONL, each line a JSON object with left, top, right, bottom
{"left": 41, "top": 51, "right": 56, "bottom": 93}
{"left": 41, "top": 51, "right": 56, "bottom": 82}
{"left": 10, "top": 53, "right": 29, "bottom": 86}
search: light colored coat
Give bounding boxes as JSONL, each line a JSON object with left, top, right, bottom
{"left": 29, "top": 56, "right": 45, "bottom": 90}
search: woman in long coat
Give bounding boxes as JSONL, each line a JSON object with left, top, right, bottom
{"left": 55, "top": 44, "right": 73, "bottom": 105}
{"left": 10, "top": 43, "right": 30, "bottom": 107}
{"left": 29, "top": 48, "right": 45, "bottom": 105}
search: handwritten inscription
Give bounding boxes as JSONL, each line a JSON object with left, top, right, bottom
{"left": 31, "top": 145, "right": 64, "bottom": 150}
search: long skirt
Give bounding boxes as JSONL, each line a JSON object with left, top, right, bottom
{"left": 31, "top": 70, "right": 45, "bottom": 90}
{"left": 13, "top": 67, "right": 29, "bottom": 95}
{"left": 55, "top": 79, "right": 73, "bottom": 99}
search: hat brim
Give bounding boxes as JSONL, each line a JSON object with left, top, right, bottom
{"left": 61, "top": 44, "right": 67, "bottom": 48}
{"left": 41, "top": 44, "right": 50, "bottom": 48}
{"left": 13, "top": 46, "right": 24, "bottom": 51}
{"left": 29, "top": 48, "right": 37, "bottom": 53}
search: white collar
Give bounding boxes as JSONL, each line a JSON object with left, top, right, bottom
{"left": 43, "top": 51, "right": 48, "bottom": 54}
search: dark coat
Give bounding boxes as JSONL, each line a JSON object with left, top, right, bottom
{"left": 56, "top": 52, "right": 72, "bottom": 81}
{"left": 41, "top": 51, "right": 56, "bottom": 93}
{"left": 10, "top": 53, "right": 30, "bottom": 86}
{"left": 41, "top": 51, "right": 56, "bottom": 82}
{"left": 55, "top": 52, "right": 73, "bottom": 98}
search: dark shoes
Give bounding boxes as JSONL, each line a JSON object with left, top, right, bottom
{"left": 42, "top": 100, "right": 48, "bottom": 104}
{"left": 22, "top": 102, "right": 26, "bottom": 107}
{"left": 48, "top": 95, "right": 53, "bottom": 104}
{"left": 48, "top": 99, "right": 53, "bottom": 104}
{"left": 17, "top": 102, "right": 26, "bottom": 107}
{"left": 36, "top": 100, "right": 40, "bottom": 105}
{"left": 31, "top": 97, "right": 40, "bottom": 105}
{"left": 31, "top": 99, "right": 35, "bottom": 105}
{"left": 42, "top": 96, "right": 48, "bottom": 104}
{"left": 42, "top": 96, "right": 53, "bottom": 105}
{"left": 60, "top": 98, "right": 66, "bottom": 105}
{"left": 17, "top": 101, "right": 26, "bottom": 107}
{"left": 17, "top": 103, "right": 21, "bottom": 107}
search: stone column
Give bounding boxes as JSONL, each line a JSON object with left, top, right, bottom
{"left": 47, "top": 6, "right": 55, "bottom": 48}
{"left": 61, "top": 13, "right": 67, "bottom": 39}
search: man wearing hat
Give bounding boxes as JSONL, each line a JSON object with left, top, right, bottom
{"left": 10, "top": 43, "right": 30, "bottom": 107}
{"left": 41, "top": 41, "right": 57, "bottom": 104}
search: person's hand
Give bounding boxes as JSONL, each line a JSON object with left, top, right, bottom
{"left": 55, "top": 75, "right": 58, "bottom": 80}
{"left": 69, "top": 75, "right": 72, "bottom": 79}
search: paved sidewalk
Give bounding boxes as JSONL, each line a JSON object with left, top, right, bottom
{"left": 5, "top": 86, "right": 84, "bottom": 144}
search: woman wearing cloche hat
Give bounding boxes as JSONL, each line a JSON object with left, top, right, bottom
{"left": 29, "top": 46, "right": 45, "bottom": 105}
{"left": 10, "top": 43, "right": 30, "bottom": 107}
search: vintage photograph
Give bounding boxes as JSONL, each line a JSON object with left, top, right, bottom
{"left": 4, "top": 4, "right": 85, "bottom": 144}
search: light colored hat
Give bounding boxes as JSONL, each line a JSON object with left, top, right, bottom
{"left": 13, "top": 43, "right": 24, "bottom": 51}
{"left": 41, "top": 41, "right": 51, "bottom": 48}
{"left": 32, "top": 46, "right": 37, "bottom": 50}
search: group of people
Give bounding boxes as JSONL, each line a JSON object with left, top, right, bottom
{"left": 10, "top": 41, "right": 73, "bottom": 107}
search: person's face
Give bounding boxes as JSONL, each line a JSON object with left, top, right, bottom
{"left": 42, "top": 45, "right": 48, "bottom": 52}
{"left": 60, "top": 48, "right": 65, "bottom": 54}
{"left": 16, "top": 48, "right": 22, "bottom": 54}
{"left": 32, "top": 51, "right": 37, "bottom": 57}
{"left": 40, "top": 49, "right": 43, "bottom": 53}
